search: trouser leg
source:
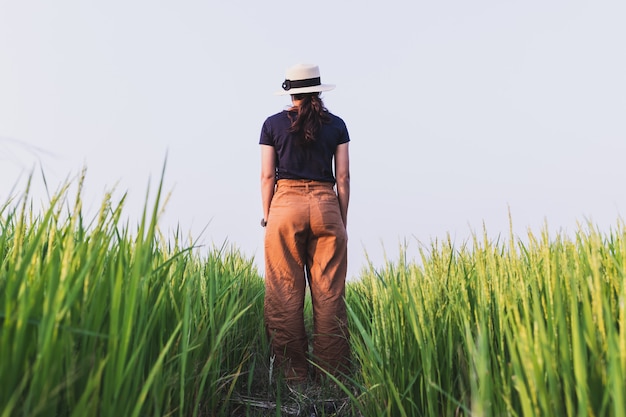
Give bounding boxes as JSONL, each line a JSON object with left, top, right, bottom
{"left": 264, "top": 188, "right": 309, "bottom": 380}
{"left": 307, "top": 188, "right": 350, "bottom": 377}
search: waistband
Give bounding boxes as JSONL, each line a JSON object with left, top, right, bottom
{"left": 276, "top": 179, "right": 335, "bottom": 190}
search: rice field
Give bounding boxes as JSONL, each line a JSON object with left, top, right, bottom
{"left": 348, "top": 222, "right": 626, "bottom": 416}
{"left": 1, "top": 174, "right": 625, "bottom": 416}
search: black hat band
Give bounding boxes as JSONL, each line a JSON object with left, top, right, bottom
{"left": 281, "top": 77, "right": 321, "bottom": 91}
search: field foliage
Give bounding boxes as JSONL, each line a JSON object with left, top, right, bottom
{"left": 1, "top": 174, "right": 265, "bottom": 417}
{"left": 348, "top": 221, "right": 626, "bottom": 416}
{"left": 1, "top": 175, "right": 625, "bottom": 416}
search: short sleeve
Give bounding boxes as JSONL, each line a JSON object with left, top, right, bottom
{"left": 336, "top": 116, "right": 350, "bottom": 145}
{"left": 259, "top": 118, "right": 274, "bottom": 146}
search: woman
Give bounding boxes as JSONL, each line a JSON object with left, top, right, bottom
{"left": 259, "top": 63, "right": 350, "bottom": 382}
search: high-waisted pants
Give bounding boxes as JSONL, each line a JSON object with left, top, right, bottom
{"left": 264, "top": 179, "right": 349, "bottom": 380}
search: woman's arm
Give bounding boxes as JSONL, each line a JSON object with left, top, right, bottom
{"left": 334, "top": 142, "right": 350, "bottom": 228}
{"left": 260, "top": 145, "right": 277, "bottom": 225}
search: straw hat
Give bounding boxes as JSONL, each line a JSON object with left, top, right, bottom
{"left": 275, "top": 64, "right": 335, "bottom": 96}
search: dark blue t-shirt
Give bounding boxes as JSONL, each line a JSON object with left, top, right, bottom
{"left": 259, "top": 110, "right": 350, "bottom": 184}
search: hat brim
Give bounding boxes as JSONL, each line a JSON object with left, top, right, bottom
{"left": 274, "top": 84, "right": 335, "bottom": 96}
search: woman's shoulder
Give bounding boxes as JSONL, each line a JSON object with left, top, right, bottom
{"left": 268, "top": 109, "right": 295, "bottom": 118}
{"left": 264, "top": 110, "right": 292, "bottom": 124}
{"left": 262, "top": 110, "right": 293, "bottom": 137}
{"left": 326, "top": 111, "right": 348, "bottom": 128}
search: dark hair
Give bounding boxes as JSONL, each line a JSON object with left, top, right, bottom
{"left": 288, "top": 93, "right": 331, "bottom": 143}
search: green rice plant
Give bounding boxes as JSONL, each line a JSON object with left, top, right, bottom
{"left": 346, "top": 240, "right": 471, "bottom": 416}
{"left": 5, "top": 167, "right": 626, "bottom": 416}
{"left": 345, "top": 221, "right": 626, "bottom": 417}
{"left": 0, "top": 169, "right": 266, "bottom": 417}
{"left": 504, "top": 224, "right": 626, "bottom": 417}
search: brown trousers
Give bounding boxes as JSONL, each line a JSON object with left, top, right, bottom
{"left": 264, "top": 179, "right": 349, "bottom": 381}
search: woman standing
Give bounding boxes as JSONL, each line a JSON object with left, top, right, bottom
{"left": 259, "top": 63, "right": 350, "bottom": 382}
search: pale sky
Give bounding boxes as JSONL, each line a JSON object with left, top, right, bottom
{"left": 1, "top": 0, "right": 625, "bottom": 279}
